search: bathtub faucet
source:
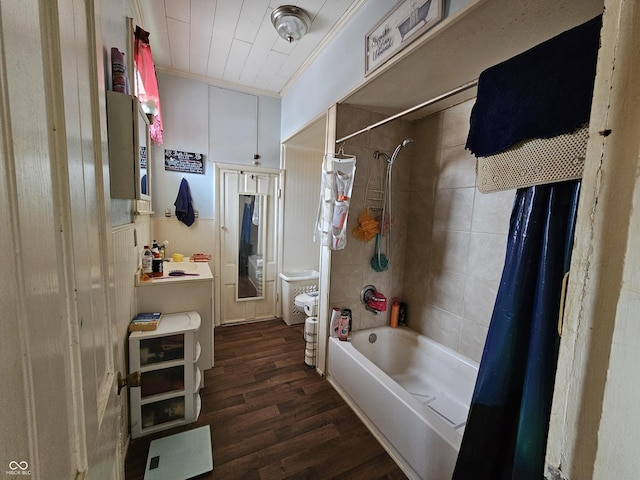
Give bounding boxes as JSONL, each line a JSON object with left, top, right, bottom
{"left": 360, "top": 285, "right": 388, "bottom": 315}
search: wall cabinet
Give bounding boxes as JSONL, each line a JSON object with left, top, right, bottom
{"left": 128, "top": 311, "right": 202, "bottom": 438}
{"left": 106, "top": 90, "right": 151, "bottom": 200}
{"left": 209, "top": 87, "right": 281, "bottom": 168}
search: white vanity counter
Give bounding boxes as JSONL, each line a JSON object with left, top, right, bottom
{"left": 136, "top": 260, "right": 213, "bottom": 285}
{"left": 136, "top": 261, "right": 214, "bottom": 372}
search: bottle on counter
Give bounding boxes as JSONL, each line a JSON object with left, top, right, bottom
{"left": 159, "top": 240, "right": 168, "bottom": 259}
{"left": 152, "top": 243, "right": 163, "bottom": 277}
{"left": 330, "top": 308, "right": 341, "bottom": 338}
{"left": 390, "top": 298, "right": 400, "bottom": 328}
{"left": 141, "top": 246, "right": 153, "bottom": 281}
{"left": 338, "top": 310, "right": 350, "bottom": 341}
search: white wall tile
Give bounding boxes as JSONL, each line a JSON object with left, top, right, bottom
{"left": 434, "top": 187, "right": 474, "bottom": 231}
{"left": 459, "top": 319, "right": 489, "bottom": 363}
{"left": 463, "top": 275, "right": 499, "bottom": 326}
{"left": 420, "top": 306, "right": 462, "bottom": 351}
{"left": 441, "top": 99, "right": 474, "bottom": 148}
{"left": 428, "top": 269, "right": 466, "bottom": 316}
{"left": 471, "top": 189, "right": 516, "bottom": 234}
{"left": 467, "top": 232, "right": 508, "bottom": 282}
{"left": 431, "top": 228, "right": 471, "bottom": 275}
{"left": 438, "top": 144, "right": 477, "bottom": 189}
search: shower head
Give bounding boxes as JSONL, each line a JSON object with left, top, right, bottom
{"left": 389, "top": 138, "right": 414, "bottom": 165}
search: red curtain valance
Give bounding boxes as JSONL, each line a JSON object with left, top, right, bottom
{"left": 134, "top": 26, "right": 163, "bottom": 145}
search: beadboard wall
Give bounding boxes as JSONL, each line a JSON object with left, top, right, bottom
{"left": 281, "top": 144, "right": 323, "bottom": 274}
{"left": 150, "top": 217, "right": 216, "bottom": 273}
{"left": 111, "top": 215, "right": 151, "bottom": 445}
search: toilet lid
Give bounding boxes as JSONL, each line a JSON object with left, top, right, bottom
{"left": 294, "top": 292, "right": 318, "bottom": 307}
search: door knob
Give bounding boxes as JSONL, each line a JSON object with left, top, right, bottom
{"left": 117, "top": 371, "right": 141, "bottom": 395}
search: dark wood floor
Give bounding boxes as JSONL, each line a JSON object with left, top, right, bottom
{"left": 125, "top": 319, "right": 408, "bottom": 480}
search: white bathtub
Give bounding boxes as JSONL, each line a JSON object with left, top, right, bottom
{"left": 327, "top": 326, "right": 479, "bottom": 480}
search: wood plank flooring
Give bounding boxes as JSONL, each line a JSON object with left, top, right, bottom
{"left": 124, "top": 319, "right": 408, "bottom": 480}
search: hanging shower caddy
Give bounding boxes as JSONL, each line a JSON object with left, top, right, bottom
{"left": 315, "top": 148, "right": 356, "bottom": 250}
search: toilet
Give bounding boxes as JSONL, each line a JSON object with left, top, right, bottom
{"left": 294, "top": 291, "right": 319, "bottom": 318}
{"left": 295, "top": 292, "right": 319, "bottom": 366}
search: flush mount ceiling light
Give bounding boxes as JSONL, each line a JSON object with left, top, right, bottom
{"left": 271, "top": 5, "right": 311, "bottom": 43}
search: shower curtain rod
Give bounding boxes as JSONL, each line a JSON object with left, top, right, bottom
{"left": 335, "top": 79, "right": 479, "bottom": 145}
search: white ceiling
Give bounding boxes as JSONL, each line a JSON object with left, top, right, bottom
{"left": 135, "top": 0, "right": 363, "bottom": 97}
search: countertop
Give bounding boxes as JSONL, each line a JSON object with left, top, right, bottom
{"left": 136, "top": 261, "right": 213, "bottom": 286}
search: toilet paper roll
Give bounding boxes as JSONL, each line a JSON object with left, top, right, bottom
{"left": 304, "top": 303, "right": 318, "bottom": 316}
{"left": 304, "top": 353, "right": 315, "bottom": 367}
{"left": 305, "top": 317, "right": 318, "bottom": 335}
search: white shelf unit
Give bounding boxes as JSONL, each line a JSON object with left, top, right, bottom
{"left": 128, "top": 311, "right": 202, "bottom": 439}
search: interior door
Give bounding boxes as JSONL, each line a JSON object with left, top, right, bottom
{"left": 61, "top": 1, "right": 123, "bottom": 477}
{"left": 0, "top": 1, "right": 123, "bottom": 478}
{"left": 218, "top": 167, "right": 279, "bottom": 324}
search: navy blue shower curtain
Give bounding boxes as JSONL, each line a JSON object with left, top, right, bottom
{"left": 453, "top": 180, "right": 580, "bottom": 480}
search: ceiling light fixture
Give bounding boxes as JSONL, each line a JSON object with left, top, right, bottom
{"left": 271, "top": 5, "right": 311, "bottom": 43}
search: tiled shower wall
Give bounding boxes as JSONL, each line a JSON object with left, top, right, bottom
{"left": 405, "top": 99, "right": 515, "bottom": 362}
{"left": 331, "top": 104, "right": 414, "bottom": 330}
{"left": 332, "top": 100, "right": 514, "bottom": 363}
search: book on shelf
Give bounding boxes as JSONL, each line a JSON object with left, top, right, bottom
{"left": 129, "top": 312, "right": 163, "bottom": 332}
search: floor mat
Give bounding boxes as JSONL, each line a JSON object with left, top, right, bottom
{"left": 144, "top": 426, "right": 213, "bottom": 480}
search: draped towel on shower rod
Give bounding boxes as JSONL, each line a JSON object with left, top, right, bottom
{"left": 470, "top": 14, "right": 602, "bottom": 193}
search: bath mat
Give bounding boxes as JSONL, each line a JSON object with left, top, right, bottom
{"left": 144, "top": 426, "right": 213, "bottom": 480}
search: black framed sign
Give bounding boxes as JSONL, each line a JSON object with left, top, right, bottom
{"left": 365, "top": 0, "right": 442, "bottom": 76}
{"left": 164, "top": 149, "right": 205, "bottom": 174}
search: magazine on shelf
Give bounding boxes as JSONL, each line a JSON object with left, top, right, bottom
{"left": 129, "top": 312, "right": 163, "bottom": 332}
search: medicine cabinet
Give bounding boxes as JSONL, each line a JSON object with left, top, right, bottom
{"left": 106, "top": 90, "right": 151, "bottom": 201}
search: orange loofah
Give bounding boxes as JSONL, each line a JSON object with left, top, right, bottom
{"left": 352, "top": 208, "right": 379, "bottom": 242}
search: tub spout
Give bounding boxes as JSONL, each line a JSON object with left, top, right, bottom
{"left": 364, "top": 303, "right": 381, "bottom": 315}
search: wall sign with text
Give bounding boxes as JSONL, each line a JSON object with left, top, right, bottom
{"left": 164, "top": 149, "right": 205, "bottom": 174}
{"left": 365, "top": 0, "right": 442, "bottom": 76}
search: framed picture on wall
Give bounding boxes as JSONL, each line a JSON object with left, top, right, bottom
{"left": 365, "top": 0, "right": 442, "bottom": 76}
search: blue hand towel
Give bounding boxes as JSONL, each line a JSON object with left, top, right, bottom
{"left": 174, "top": 178, "right": 195, "bottom": 226}
{"left": 466, "top": 15, "right": 602, "bottom": 157}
